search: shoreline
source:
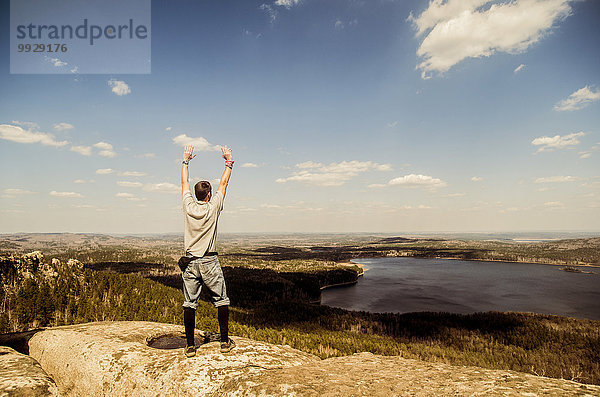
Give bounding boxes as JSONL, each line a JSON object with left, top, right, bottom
{"left": 341, "top": 255, "right": 600, "bottom": 269}
{"left": 319, "top": 260, "right": 368, "bottom": 291}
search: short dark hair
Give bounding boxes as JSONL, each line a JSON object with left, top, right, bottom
{"left": 194, "top": 181, "right": 212, "bottom": 201}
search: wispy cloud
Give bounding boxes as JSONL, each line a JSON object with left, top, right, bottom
{"left": 108, "top": 79, "right": 131, "bottom": 96}
{"left": 172, "top": 134, "right": 220, "bottom": 151}
{"left": 119, "top": 171, "right": 147, "bottom": 177}
{"left": 0, "top": 123, "right": 68, "bottom": 147}
{"left": 471, "top": 176, "right": 483, "bottom": 182}
{"left": 275, "top": 0, "right": 300, "bottom": 8}
{"left": 45, "top": 56, "right": 67, "bottom": 67}
{"left": 117, "top": 181, "right": 143, "bottom": 188}
{"left": 135, "top": 153, "right": 156, "bottom": 159}
{"left": 96, "top": 168, "right": 114, "bottom": 175}
{"left": 544, "top": 201, "right": 564, "bottom": 208}
{"left": 531, "top": 131, "right": 584, "bottom": 152}
{"left": 514, "top": 64, "right": 526, "bottom": 73}
{"left": 50, "top": 191, "right": 83, "bottom": 198}
{"left": 70, "top": 145, "right": 92, "bottom": 156}
{"left": 409, "top": 0, "right": 571, "bottom": 79}
{"left": 260, "top": 0, "right": 300, "bottom": 23}
{"left": 578, "top": 144, "right": 598, "bottom": 159}
{"left": 94, "top": 141, "right": 117, "bottom": 157}
{"left": 370, "top": 174, "right": 447, "bottom": 189}
{"left": 277, "top": 160, "right": 392, "bottom": 186}
{"left": 11, "top": 121, "right": 39, "bottom": 130}
{"left": 554, "top": 86, "right": 600, "bottom": 111}
{"left": 241, "top": 162, "right": 260, "bottom": 168}
{"left": 534, "top": 176, "right": 579, "bottom": 183}
{"left": 142, "top": 182, "right": 179, "bottom": 194}
{"left": 115, "top": 192, "right": 144, "bottom": 201}
{"left": 53, "top": 122, "right": 74, "bottom": 131}
{"left": 2, "top": 188, "right": 36, "bottom": 199}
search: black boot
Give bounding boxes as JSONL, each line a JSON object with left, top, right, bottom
{"left": 184, "top": 307, "right": 196, "bottom": 350}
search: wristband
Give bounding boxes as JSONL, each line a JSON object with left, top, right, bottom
{"left": 182, "top": 160, "right": 189, "bottom": 165}
{"left": 225, "top": 160, "right": 234, "bottom": 169}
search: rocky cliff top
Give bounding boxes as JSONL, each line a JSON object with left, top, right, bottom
{"left": 23, "top": 321, "right": 600, "bottom": 396}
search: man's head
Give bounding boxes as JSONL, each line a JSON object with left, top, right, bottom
{"left": 194, "top": 181, "right": 212, "bottom": 202}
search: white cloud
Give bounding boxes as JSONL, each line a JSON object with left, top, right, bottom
{"left": 260, "top": 203, "right": 282, "bottom": 209}
{"left": 108, "top": 79, "right": 131, "bottom": 96}
{"left": 275, "top": 0, "right": 301, "bottom": 9}
{"left": 3, "top": 188, "right": 35, "bottom": 196}
{"left": 53, "top": 122, "right": 74, "bottom": 131}
{"left": 335, "top": 20, "right": 344, "bottom": 30}
{"left": 117, "top": 181, "right": 143, "bottom": 188}
{"left": 241, "top": 162, "right": 259, "bottom": 168}
{"left": 277, "top": 160, "right": 392, "bottom": 186}
{"left": 93, "top": 141, "right": 117, "bottom": 157}
{"left": 531, "top": 131, "right": 584, "bottom": 152}
{"left": 544, "top": 201, "right": 564, "bottom": 207}
{"left": 409, "top": 0, "right": 571, "bottom": 79}
{"left": 554, "top": 86, "right": 600, "bottom": 111}
{"left": 120, "top": 171, "right": 147, "bottom": 177}
{"left": 471, "top": 176, "right": 483, "bottom": 182}
{"left": 0, "top": 124, "right": 68, "bottom": 147}
{"left": 386, "top": 174, "right": 447, "bottom": 188}
{"left": 534, "top": 176, "right": 579, "bottom": 183}
{"left": 70, "top": 145, "right": 92, "bottom": 156}
{"left": 96, "top": 168, "right": 114, "bottom": 175}
{"left": 46, "top": 57, "right": 67, "bottom": 67}
{"left": 165, "top": 126, "right": 172, "bottom": 131}
{"left": 143, "top": 182, "right": 179, "bottom": 194}
{"left": 11, "top": 121, "right": 40, "bottom": 129}
{"left": 115, "top": 192, "right": 144, "bottom": 201}
{"left": 260, "top": 4, "right": 278, "bottom": 23}
{"left": 136, "top": 153, "right": 156, "bottom": 159}
{"left": 172, "top": 134, "right": 220, "bottom": 151}
{"left": 387, "top": 121, "right": 398, "bottom": 128}
{"left": 73, "top": 179, "right": 86, "bottom": 184}
{"left": 444, "top": 192, "right": 466, "bottom": 197}
{"left": 50, "top": 191, "right": 83, "bottom": 198}
{"left": 514, "top": 64, "right": 526, "bottom": 73}
{"left": 578, "top": 145, "right": 598, "bottom": 159}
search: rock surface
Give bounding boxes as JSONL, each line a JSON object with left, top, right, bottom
{"left": 223, "top": 351, "right": 600, "bottom": 396}
{"left": 0, "top": 346, "right": 58, "bottom": 396}
{"left": 28, "top": 321, "right": 600, "bottom": 396}
{"left": 28, "top": 321, "right": 318, "bottom": 396}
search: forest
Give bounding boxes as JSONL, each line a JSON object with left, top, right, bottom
{"left": 1, "top": 250, "right": 599, "bottom": 385}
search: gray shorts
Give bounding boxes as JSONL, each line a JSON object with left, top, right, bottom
{"left": 182, "top": 255, "right": 230, "bottom": 309}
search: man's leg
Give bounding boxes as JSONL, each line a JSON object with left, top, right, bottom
{"left": 181, "top": 261, "right": 203, "bottom": 355}
{"left": 218, "top": 305, "right": 229, "bottom": 343}
{"left": 198, "top": 256, "right": 234, "bottom": 352}
{"left": 184, "top": 307, "right": 196, "bottom": 347}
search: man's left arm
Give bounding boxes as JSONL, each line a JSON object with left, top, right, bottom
{"left": 181, "top": 145, "right": 196, "bottom": 195}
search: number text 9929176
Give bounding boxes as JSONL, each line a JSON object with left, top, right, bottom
{"left": 18, "top": 43, "right": 67, "bottom": 52}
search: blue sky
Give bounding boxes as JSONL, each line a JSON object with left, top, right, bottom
{"left": 1, "top": 0, "right": 599, "bottom": 234}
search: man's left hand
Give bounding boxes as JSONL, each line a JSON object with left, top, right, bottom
{"left": 183, "top": 145, "right": 196, "bottom": 162}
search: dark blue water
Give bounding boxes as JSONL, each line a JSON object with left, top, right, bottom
{"left": 320, "top": 257, "right": 600, "bottom": 320}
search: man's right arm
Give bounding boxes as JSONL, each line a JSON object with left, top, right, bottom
{"left": 217, "top": 146, "right": 233, "bottom": 198}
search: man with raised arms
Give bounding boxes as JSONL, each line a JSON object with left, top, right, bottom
{"left": 180, "top": 144, "right": 235, "bottom": 357}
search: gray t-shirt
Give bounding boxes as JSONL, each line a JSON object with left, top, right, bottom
{"left": 182, "top": 189, "right": 224, "bottom": 257}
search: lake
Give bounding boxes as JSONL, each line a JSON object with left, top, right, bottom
{"left": 320, "top": 257, "right": 600, "bottom": 320}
